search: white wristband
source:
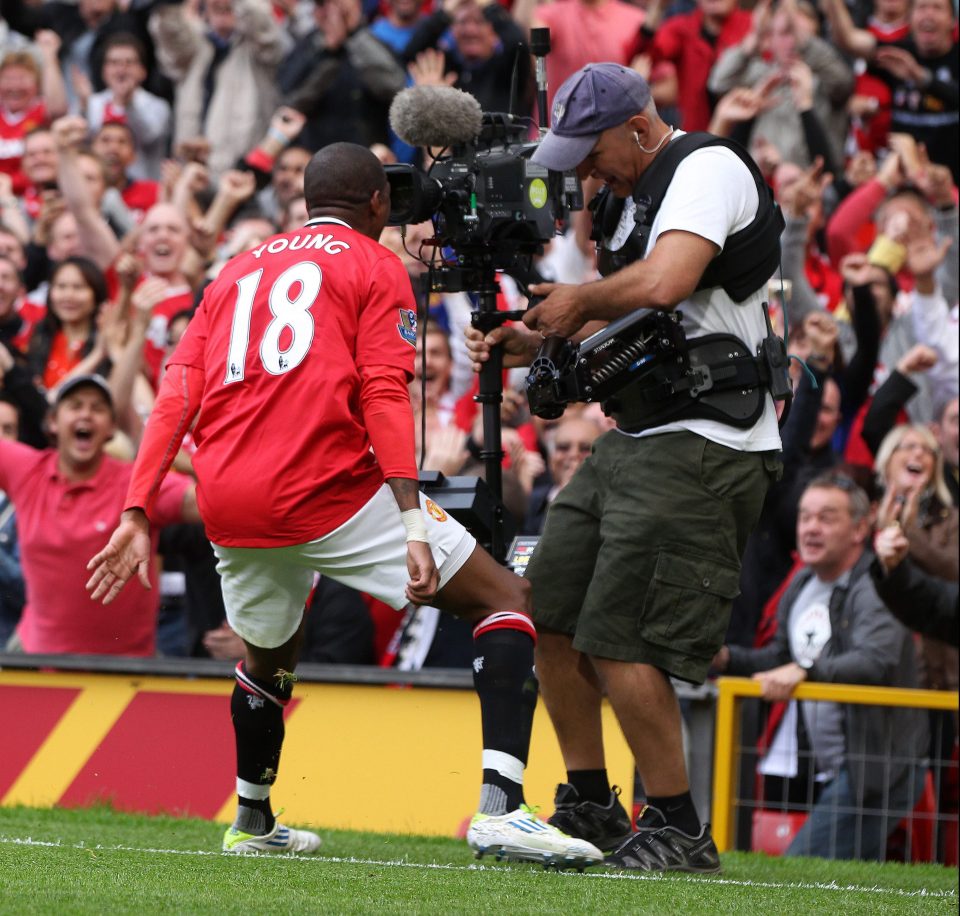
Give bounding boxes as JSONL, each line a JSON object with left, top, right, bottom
{"left": 401, "top": 508, "right": 429, "bottom": 543}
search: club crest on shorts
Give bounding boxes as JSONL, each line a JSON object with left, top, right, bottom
{"left": 425, "top": 498, "right": 447, "bottom": 522}
{"left": 397, "top": 308, "right": 417, "bottom": 347}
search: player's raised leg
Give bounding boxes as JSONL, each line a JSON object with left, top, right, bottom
{"left": 435, "top": 545, "right": 603, "bottom": 869}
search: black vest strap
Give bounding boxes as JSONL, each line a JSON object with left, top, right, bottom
{"left": 591, "top": 132, "right": 785, "bottom": 303}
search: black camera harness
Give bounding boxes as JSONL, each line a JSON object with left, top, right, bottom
{"left": 526, "top": 131, "right": 792, "bottom": 431}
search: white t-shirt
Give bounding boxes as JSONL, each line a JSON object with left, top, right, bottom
{"left": 616, "top": 133, "right": 782, "bottom": 452}
{"left": 759, "top": 573, "right": 846, "bottom": 781}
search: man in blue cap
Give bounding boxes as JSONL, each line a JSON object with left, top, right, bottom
{"left": 467, "top": 62, "right": 784, "bottom": 872}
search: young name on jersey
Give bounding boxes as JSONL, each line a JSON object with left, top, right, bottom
{"left": 250, "top": 232, "right": 351, "bottom": 260}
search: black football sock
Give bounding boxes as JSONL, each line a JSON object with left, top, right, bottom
{"left": 568, "top": 768, "right": 612, "bottom": 805}
{"left": 231, "top": 661, "right": 294, "bottom": 835}
{"left": 472, "top": 615, "right": 539, "bottom": 815}
{"left": 646, "top": 790, "right": 700, "bottom": 836}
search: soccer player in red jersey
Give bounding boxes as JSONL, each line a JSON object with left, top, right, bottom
{"left": 86, "top": 143, "right": 602, "bottom": 867}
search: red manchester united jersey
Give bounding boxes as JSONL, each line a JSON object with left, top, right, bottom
{"left": 168, "top": 217, "right": 418, "bottom": 547}
{"left": 0, "top": 100, "right": 46, "bottom": 193}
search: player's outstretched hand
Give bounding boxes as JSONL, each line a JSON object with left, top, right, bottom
{"left": 405, "top": 540, "right": 440, "bottom": 605}
{"left": 86, "top": 509, "right": 152, "bottom": 605}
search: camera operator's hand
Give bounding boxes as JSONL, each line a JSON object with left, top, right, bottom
{"left": 523, "top": 283, "right": 586, "bottom": 338}
{"left": 465, "top": 324, "right": 540, "bottom": 372}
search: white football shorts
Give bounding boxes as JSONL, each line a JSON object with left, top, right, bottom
{"left": 213, "top": 484, "right": 477, "bottom": 649}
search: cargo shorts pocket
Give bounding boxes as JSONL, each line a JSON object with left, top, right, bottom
{"left": 641, "top": 551, "right": 741, "bottom": 659}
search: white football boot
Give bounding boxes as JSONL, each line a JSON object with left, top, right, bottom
{"left": 467, "top": 805, "right": 604, "bottom": 870}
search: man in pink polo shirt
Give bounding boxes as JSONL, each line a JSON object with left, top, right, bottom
{"left": 0, "top": 374, "right": 197, "bottom": 655}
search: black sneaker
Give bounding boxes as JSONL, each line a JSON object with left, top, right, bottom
{"left": 547, "top": 783, "right": 634, "bottom": 852}
{"left": 604, "top": 805, "right": 721, "bottom": 874}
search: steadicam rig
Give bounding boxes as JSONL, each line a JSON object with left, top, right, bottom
{"left": 526, "top": 310, "right": 687, "bottom": 420}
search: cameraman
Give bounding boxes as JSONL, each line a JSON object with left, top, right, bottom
{"left": 467, "top": 62, "right": 783, "bottom": 872}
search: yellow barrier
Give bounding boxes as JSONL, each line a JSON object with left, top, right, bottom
{"left": 710, "top": 676, "right": 960, "bottom": 852}
{"left": 0, "top": 670, "right": 636, "bottom": 835}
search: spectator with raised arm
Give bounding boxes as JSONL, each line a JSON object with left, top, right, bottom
{"left": 0, "top": 35, "right": 67, "bottom": 195}
{"left": 0, "top": 0, "right": 160, "bottom": 111}
{"left": 180, "top": 167, "right": 259, "bottom": 282}
{"left": 129, "top": 202, "right": 201, "bottom": 389}
{"left": 872, "top": 498, "right": 959, "bottom": 647}
{"left": 91, "top": 121, "right": 161, "bottom": 225}
{"left": 860, "top": 344, "right": 950, "bottom": 482}
{"left": 775, "top": 157, "right": 843, "bottom": 320}
{"left": 820, "top": 0, "right": 958, "bottom": 179}
{"left": 83, "top": 32, "right": 172, "bottom": 183}
{"left": 874, "top": 423, "right": 958, "bottom": 692}
{"left": 16, "top": 127, "right": 59, "bottom": 226}
{"left": 404, "top": 0, "right": 531, "bottom": 116}
{"left": 905, "top": 226, "right": 958, "bottom": 406}
{"left": 709, "top": 0, "right": 853, "bottom": 169}
{"left": 369, "top": 0, "right": 426, "bottom": 56}
{"left": 279, "top": 0, "right": 407, "bottom": 152}
{"left": 635, "top": 0, "right": 752, "bottom": 131}
{"left": 50, "top": 115, "right": 122, "bottom": 271}
{"left": 238, "top": 106, "right": 309, "bottom": 222}
{"left": 150, "top": 0, "right": 285, "bottom": 178}
{"left": 728, "top": 311, "right": 846, "bottom": 646}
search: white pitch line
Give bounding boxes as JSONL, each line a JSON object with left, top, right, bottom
{"left": 1, "top": 836, "right": 956, "bottom": 900}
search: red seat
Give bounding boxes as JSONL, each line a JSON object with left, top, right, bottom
{"left": 893, "top": 770, "right": 937, "bottom": 863}
{"left": 750, "top": 809, "right": 808, "bottom": 856}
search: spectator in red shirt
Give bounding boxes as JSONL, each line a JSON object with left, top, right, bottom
{"left": 91, "top": 121, "right": 160, "bottom": 224}
{"left": 0, "top": 35, "right": 67, "bottom": 194}
{"left": 511, "top": 0, "right": 648, "bottom": 111}
{"left": 637, "top": 0, "right": 753, "bottom": 131}
{"left": 0, "top": 254, "right": 37, "bottom": 353}
{"left": 18, "top": 127, "right": 58, "bottom": 223}
{"left": 0, "top": 373, "right": 197, "bottom": 655}
{"left": 134, "top": 203, "right": 199, "bottom": 387}
{"left": 27, "top": 256, "right": 109, "bottom": 392}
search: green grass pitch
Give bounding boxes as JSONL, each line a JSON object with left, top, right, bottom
{"left": 0, "top": 806, "right": 956, "bottom": 914}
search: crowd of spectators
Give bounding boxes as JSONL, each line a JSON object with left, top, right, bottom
{"left": 0, "top": 0, "right": 955, "bottom": 858}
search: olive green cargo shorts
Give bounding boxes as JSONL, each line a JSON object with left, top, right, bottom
{"left": 526, "top": 430, "right": 781, "bottom": 684}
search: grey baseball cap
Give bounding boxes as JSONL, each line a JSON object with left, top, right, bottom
{"left": 55, "top": 373, "right": 114, "bottom": 409}
{"left": 532, "top": 63, "right": 652, "bottom": 172}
